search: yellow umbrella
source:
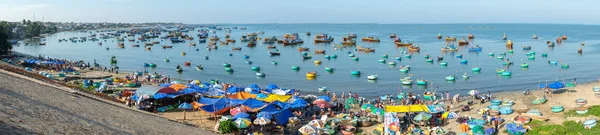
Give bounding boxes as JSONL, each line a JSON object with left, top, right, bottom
{"left": 442, "top": 112, "right": 449, "bottom": 119}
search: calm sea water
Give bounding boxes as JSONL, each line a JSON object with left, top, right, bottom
{"left": 13, "top": 24, "right": 600, "bottom": 97}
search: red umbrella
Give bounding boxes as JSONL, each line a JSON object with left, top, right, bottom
{"left": 312, "top": 99, "right": 330, "bottom": 108}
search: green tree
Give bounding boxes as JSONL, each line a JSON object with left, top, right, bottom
{"left": 22, "top": 19, "right": 26, "bottom": 25}
{"left": 25, "top": 22, "right": 45, "bottom": 38}
{"left": 0, "top": 26, "right": 13, "bottom": 55}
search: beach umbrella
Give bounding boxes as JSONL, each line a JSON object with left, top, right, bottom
{"left": 234, "top": 118, "right": 252, "bottom": 129}
{"left": 371, "top": 108, "right": 385, "bottom": 116}
{"left": 257, "top": 112, "right": 273, "bottom": 119}
{"left": 253, "top": 117, "right": 272, "bottom": 125}
{"left": 414, "top": 112, "right": 433, "bottom": 121}
{"left": 178, "top": 103, "right": 193, "bottom": 120}
{"left": 312, "top": 99, "right": 330, "bottom": 108}
{"left": 298, "top": 125, "right": 317, "bottom": 134}
{"left": 469, "top": 90, "right": 479, "bottom": 96}
{"left": 230, "top": 107, "right": 242, "bottom": 116}
{"left": 361, "top": 104, "right": 376, "bottom": 111}
{"left": 308, "top": 120, "right": 323, "bottom": 128}
{"left": 233, "top": 112, "right": 250, "bottom": 120}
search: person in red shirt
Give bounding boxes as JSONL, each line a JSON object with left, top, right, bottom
{"left": 354, "top": 93, "right": 358, "bottom": 99}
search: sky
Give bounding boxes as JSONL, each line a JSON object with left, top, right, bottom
{"left": 0, "top": 0, "right": 598, "bottom": 24}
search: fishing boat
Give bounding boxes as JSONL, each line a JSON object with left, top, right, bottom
{"left": 389, "top": 34, "right": 397, "bottom": 38}
{"left": 437, "top": 34, "right": 442, "bottom": 39}
{"left": 269, "top": 51, "right": 280, "bottom": 56}
{"left": 145, "top": 47, "right": 151, "bottom": 50}
{"left": 562, "top": 64, "right": 570, "bottom": 68}
{"left": 303, "top": 55, "right": 312, "bottom": 60}
{"left": 522, "top": 46, "right": 531, "bottom": 50}
{"left": 195, "top": 65, "right": 204, "bottom": 71}
{"left": 445, "top": 75, "right": 456, "bottom": 81}
{"left": 223, "top": 63, "right": 231, "bottom": 68}
{"left": 314, "top": 34, "right": 334, "bottom": 43}
{"left": 437, "top": 56, "right": 443, "bottom": 61}
{"left": 325, "top": 67, "right": 334, "bottom": 72}
{"left": 314, "top": 60, "right": 322, "bottom": 65}
{"left": 472, "top": 67, "right": 481, "bottom": 72}
{"left": 502, "top": 71, "right": 512, "bottom": 76}
{"left": 440, "top": 62, "right": 448, "bottom": 66}
{"left": 462, "top": 73, "right": 470, "bottom": 79}
{"left": 306, "top": 32, "right": 311, "bottom": 36}
{"left": 188, "top": 43, "right": 196, "bottom": 46}
{"left": 395, "top": 42, "right": 413, "bottom": 46}
{"left": 399, "top": 66, "right": 410, "bottom": 73}
{"left": 457, "top": 39, "right": 469, "bottom": 45}
{"left": 298, "top": 47, "right": 309, "bottom": 51}
{"left": 357, "top": 46, "right": 375, "bottom": 52}
{"left": 367, "top": 75, "right": 378, "bottom": 80}
{"left": 502, "top": 33, "right": 507, "bottom": 40}
{"left": 225, "top": 67, "right": 234, "bottom": 72}
{"left": 445, "top": 37, "right": 457, "bottom": 41}
{"left": 520, "top": 63, "right": 529, "bottom": 68}
{"left": 232, "top": 47, "right": 242, "bottom": 50}
{"left": 532, "top": 34, "right": 538, "bottom": 39}
{"left": 247, "top": 41, "right": 256, "bottom": 47}
{"left": 266, "top": 45, "right": 277, "bottom": 49}
{"left": 496, "top": 69, "right": 506, "bottom": 74}
{"left": 562, "top": 34, "right": 568, "bottom": 40}
{"left": 251, "top": 66, "right": 261, "bottom": 71}
{"left": 401, "top": 77, "right": 412, "bottom": 85}
{"left": 318, "top": 87, "right": 326, "bottom": 92}
{"left": 314, "top": 49, "right": 326, "bottom": 54}
{"left": 176, "top": 68, "right": 183, "bottom": 72}
{"left": 361, "top": 37, "right": 380, "bottom": 42}
{"left": 162, "top": 45, "right": 173, "bottom": 49}
{"left": 578, "top": 48, "right": 583, "bottom": 53}
{"left": 131, "top": 44, "right": 140, "bottom": 47}
{"left": 468, "top": 33, "right": 475, "bottom": 39}
{"left": 292, "top": 66, "right": 300, "bottom": 70}
{"left": 342, "top": 40, "right": 356, "bottom": 45}
{"left": 426, "top": 59, "right": 434, "bottom": 62}
{"left": 442, "top": 45, "right": 458, "bottom": 51}
{"left": 460, "top": 59, "right": 468, "bottom": 64}
{"left": 468, "top": 46, "right": 483, "bottom": 52}
{"left": 209, "top": 36, "right": 220, "bottom": 41}
{"left": 198, "top": 39, "right": 206, "bottom": 43}
{"left": 256, "top": 72, "right": 266, "bottom": 77}
{"left": 226, "top": 38, "right": 236, "bottom": 43}
{"left": 416, "top": 79, "right": 427, "bottom": 85}
{"left": 351, "top": 70, "right": 361, "bottom": 75}
{"left": 306, "top": 72, "right": 317, "bottom": 77}
{"left": 164, "top": 58, "right": 170, "bottom": 62}
{"left": 388, "top": 62, "right": 396, "bottom": 65}
{"left": 408, "top": 45, "right": 420, "bottom": 52}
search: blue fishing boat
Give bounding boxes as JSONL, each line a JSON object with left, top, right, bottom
{"left": 468, "top": 46, "right": 483, "bottom": 52}
{"left": 170, "top": 37, "right": 184, "bottom": 43}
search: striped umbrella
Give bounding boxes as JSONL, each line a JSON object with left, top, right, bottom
{"left": 253, "top": 117, "right": 271, "bottom": 125}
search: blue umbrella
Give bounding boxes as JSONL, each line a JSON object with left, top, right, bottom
{"left": 257, "top": 112, "right": 273, "bottom": 119}
{"left": 178, "top": 102, "right": 193, "bottom": 110}
{"left": 234, "top": 112, "right": 250, "bottom": 120}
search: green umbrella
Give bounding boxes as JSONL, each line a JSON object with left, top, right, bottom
{"left": 371, "top": 108, "right": 385, "bottom": 116}
{"left": 234, "top": 118, "right": 251, "bottom": 129}
{"left": 414, "top": 112, "right": 432, "bottom": 121}
{"left": 361, "top": 104, "right": 375, "bottom": 111}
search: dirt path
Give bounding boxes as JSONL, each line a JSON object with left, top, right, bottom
{"left": 0, "top": 71, "right": 214, "bottom": 135}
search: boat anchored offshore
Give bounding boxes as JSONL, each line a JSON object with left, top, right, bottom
{"left": 367, "top": 75, "right": 378, "bottom": 80}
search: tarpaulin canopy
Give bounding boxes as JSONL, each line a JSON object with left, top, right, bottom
{"left": 227, "top": 86, "right": 245, "bottom": 93}
{"left": 198, "top": 98, "right": 223, "bottom": 105}
{"left": 259, "top": 94, "right": 291, "bottom": 103}
{"left": 384, "top": 105, "right": 430, "bottom": 113}
{"left": 290, "top": 98, "right": 308, "bottom": 108}
{"left": 257, "top": 111, "right": 273, "bottom": 119}
{"left": 227, "top": 92, "right": 257, "bottom": 99}
{"left": 169, "top": 84, "right": 188, "bottom": 91}
{"left": 260, "top": 103, "right": 280, "bottom": 112}
{"left": 229, "top": 99, "right": 246, "bottom": 106}
{"left": 242, "top": 98, "right": 267, "bottom": 109}
{"left": 317, "top": 96, "right": 331, "bottom": 102}
{"left": 272, "top": 108, "right": 293, "bottom": 125}
{"left": 266, "top": 84, "right": 278, "bottom": 90}
{"left": 271, "top": 101, "right": 290, "bottom": 109}
{"left": 256, "top": 93, "right": 268, "bottom": 99}
{"left": 539, "top": 81, "right": 565, "bottom": 89}
{"left": 199, "top": 98, "right": 230, "bottom": 113}
{"left": 271, "top": 89, "right": 295, "bottom": 95}
{"left": 233, "top": 112, "right": 250, "bottom": 120}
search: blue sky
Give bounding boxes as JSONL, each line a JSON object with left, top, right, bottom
{"left": 0, "top": 0, "right": 598, "bottom": 24}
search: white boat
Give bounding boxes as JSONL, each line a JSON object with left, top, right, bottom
{"left": 318, "top": 87, "right": 327, "bottom": 92}
{"left": 462, "top": 73, "right": 470, "bottom": 80}
{"left": 368, "top": 75, "right": 378, "bottom": 80}
{"left": 401, "top": 77, "right": 412, "bottom": 85}
{"left": 256, "top": 72, "right": 266, "bottom": 77}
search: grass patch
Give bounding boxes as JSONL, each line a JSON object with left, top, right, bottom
{"left": 527, "top": 121, "right": 600, "bottom": 135}
{"left": 526, "top": 120, "right": 547, "bottom": 128}
{"left": 564, "top": 105, "right": 600, "bottom": 117}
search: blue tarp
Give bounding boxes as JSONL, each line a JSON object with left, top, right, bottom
{"left": 260, "top": 104, "right": 280, "bottom": 112}
{"left": 249, "top": 84, "right": 261, "bottom": 91}
{"left": 290, "top": 98, "right": 308, "bottom": 108}
{"left": 199, "top": 98, "right": 230, "bottom": 113}
{"left": 272, "top": 108, "right": 293, "bottom": 125}
{"left": 243, "top": 98, "right": 267, "bottom": 109}
{"left": 135, "top": 85, "right": 164, "bottom": 98}
{"left": 178, "top": 103, "right": 193, "bottom": 110}
{"left": 178, "top": 88, "right": 199, "bottom": 95}
{"left": 318, "top": 96, "right": 331, "bottom": 102}
{"left": 256, "top": 93, "right": 268, "bottom": 99}
{"left": 266, "top": 84, "right": 278, "bottom": 90}
{"left": 154, "top": 93, "right": 168, "bottom": 99}
{"left": 257, "top": 111, "right": 273, "bottom": 119}
{"left": 198, "top": 98, "right": 223, "bottom": 105}
{"left": 227, "top": 86, "right": 245, "bottom": 93}
{"left": 540, "top": 82, "right": 565, "bottom": 89}
{"left": 159, "top": 83, "right": 172, "bottom": 87}
{"left": 233, "top": 112, "right": 250, "bottom": 120}
{"left": 272, "top": 101, "right": 290, "bottom": 109}
{"left": 230, "top": 99, "right": 246, "bottom": 106}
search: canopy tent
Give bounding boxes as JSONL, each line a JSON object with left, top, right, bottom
{"left": 266, "top": 84, "right": 278, "bottom": 91}
{"left": 272, "top": 108, "right": 293, "bottom": 125}
{"left": 227, "top": 92, "right": 257, "bottom": 99}
{"left": 135, "top": 85, "right": 177, "bottom": 98}
{"left": 233, "top": 112, "right": 250, "bottom": 120}
{"left": 168, "top": 84, "right": 188, "bottom": 91}
{"left": 290, "top": 98, "right": 308, "bottom": 108}
{"left": 272, "top": 101, "right": 291, "bottom": 109}
{"left": 317, "top": 96, "right": 331, "bottom": 102}
{"left": 242, "top": 98, "right": 267, "bottom": 109}
{"left": 199, "top": 98, "right": 230, "bottom": 114}
{"left": 258, "top": 94, "right": 291, "bottom": 103}
{"left": 413, "top": 112, "right": 433, "bottom": 121}
{"left": 227, "top": 86, "right": 246, "bottom": 93}
{"left": 271, "top": 89, "right": 295, "bottom": 95}
{"left": 257, "top": 111, "right": 273, "bottom": 119}
{"left": 539, "top": 81, "right": 565, "bottom": 89}
{"left": 384, "top": 105, "right": 430, "bottom": 113}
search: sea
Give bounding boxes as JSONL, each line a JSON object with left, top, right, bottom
{"left": 13, "top": 24, "right": 600, "bottom": 98}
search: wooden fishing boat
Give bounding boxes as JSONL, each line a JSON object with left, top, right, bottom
{"left": 395, "top": 42, "right": 413, "bottom": 46}
{"left": 267, "top": 45, "right": 277, "bottom": 49}
{"left": 226, "top": 38, "right": 236, "bottom": 43}
{"left": 298, "top": 47, "right": 309, "bottom": 51}
{"left": 357, "top": 46, "right": 375, "bottom": 52}
{"left": 269, "top": 51, "right": 280, "bottom": 56}
{"left": 247, "top": 42, "right": 256, "bottom": 47}
{"left": 367, "top": 75, "right": 378, "bottom": 80}
{"left": 117, "top": 44, "right": 125, "bottom": 48}
{"left": 131, "top": 44, "right": 140, "bottom": 47}
{"left": 145, "top": 47, "right": 151, "bottom": 50}
{"left": 444, "top": 37, "right": 457, "bottom": 41}
{"left": 468, "top": 34, "right": 475, "bottom": 39}
{"left": 408, "top": 45, "right": 420, "bottom": 52}
{"left": 457, "top": 39, "right": 469, "bottom": 45}
{"left": 361, "top": 37, "right": 380, "bottom": 42}
{"left": 314, "top": 36, "right": 334, "bottom": 43}
{"left": 342, "top": 40, "right": 356, "bottom": 45}
{"left": 441, "top": 46, "right": 458, "bottom": 51}
{"left": 578, "top": 48, "right": 583, "bottom": 53}
{"left": 162, "top": 45, "right": 173, "bottom": 49}
{"left": 562, "top": 34, "right": 568, "bottom": 40}
{"left": 502, "top": 33, "right": 507, "bottom": 40}
{"left": 314, "top": 49, "right": 326, "bottom": 54}
{"left": 184, "top": 62, "right": 191, "bottom": 66}
{"left": 306, "top": 72, "right": 317, "bottom": 77}
{"left": 532, "top": 34, "right": 538, "bottom": 39}
{"left": 232, "top": 47, "right": 242, "bottom": 50}
{"left": 389, "top": 34, "right": 397, "bottom": 38}
{"left": 209, "top": 37, "right": 220, "bottom": 41}
{"left": 189, "top": 43, "right": 196, "bottom": 46}
{"left": 220, "top": 41, "right": 229, "bottom": 45}
{"left": 437, "top": 34, "right": 442, "bottom": 39}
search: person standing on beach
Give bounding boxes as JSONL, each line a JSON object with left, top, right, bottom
{"left": 446, "top": 92, "right": 450, "bottom": 101}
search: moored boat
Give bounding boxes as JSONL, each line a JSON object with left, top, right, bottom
{"left": 416, "top": 79, "right": 427, "bottom": 85}
{"left": 367, "top": 75, "right": 378, "bottom": 80}
{"left": 361, "top": 37, "right": 380, "bottom": 42}
{"left": 195, "top": 65, "right": 204, "bottom": 71}
{"left": 390, "top": 33, "right": 397, "bottom": 38}
{"left": 395, "top": 42, "right": 413, "bottom": 46}
{"left": 445, "top": 75, "right": 455, "bottom": 81}
{"left": 408, "top": 45, "right": 420, "bottom": 52}
{"left": 269, "top": 51, "right": 280, "bottom": 56}
{"left": 445, "top": 37, "right": 457, "bottom": 41}
{"left": 401, "top": 77, "right": 412, "bottom": 85}
{"left": 457, "top": 39, "right": 469, "bottom": 45}
{"left": 306, "top": 72, "right": 317, "bottom": 77}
